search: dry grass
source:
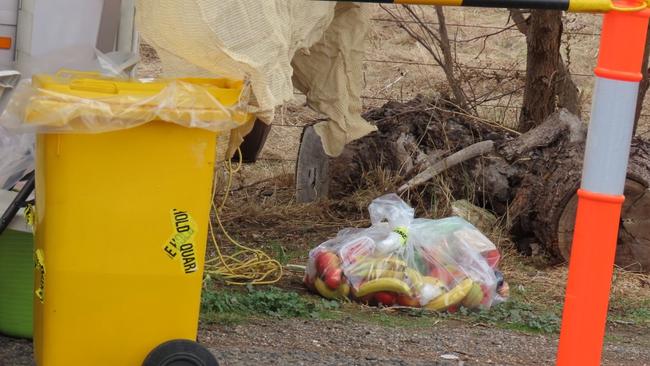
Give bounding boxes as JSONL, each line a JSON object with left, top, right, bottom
{"left": 210, "top": 158, "right": 650, "bottom": 323}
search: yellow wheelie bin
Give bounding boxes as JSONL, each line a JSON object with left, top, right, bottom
{"left": 17, "top": 71, "right": 251, "bottom": 366}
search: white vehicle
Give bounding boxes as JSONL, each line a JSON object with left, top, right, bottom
{"left": 0, "top": 0, "right": 136, "bottom": 100}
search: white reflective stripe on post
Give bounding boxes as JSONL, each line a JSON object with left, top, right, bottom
{"left": 581, "top": 77, "right": 639, "bottom": 195}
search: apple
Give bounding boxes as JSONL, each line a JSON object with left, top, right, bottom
{"left": 315, "top": 251, "right": 340, "bottom": 274}
{"left": 375, "top": 292, "right": 397, "bottom": 306}
{"left": 351, "top": 286, "right": 374, "bottom": 305}
{"left": 356, "top": 295, "right": 373, "bottom": 305}
{"left": 397, "top": 294, "right": 420, "bottom": 307}
{"left": 303, "top": 274, "right": 316, "bottom": 292}
{"left": 324, "top": 267, "right": 343, "bottom": 290}
{"left": 483, "top": 249, "right": 501, "bottom": 268}
{"left": 340, "top": 238, "right": 374, "bottom": 265}
{"left": 479, "top": 283, "right": 492, "bottom": 306}
{"left": 429, "top": 265, "right": 464, "bottom": 287}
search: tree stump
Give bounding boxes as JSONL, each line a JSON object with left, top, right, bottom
{"left": 330, "top": 97, "right": 650, "bottom": 271}
{"left": 553, "top": 143, "right": 650, "bottom": 271}
{"left": 296, "top": 125, "right": 330, "bottom": 203}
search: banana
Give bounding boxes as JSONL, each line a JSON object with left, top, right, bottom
{"left": 350, "top": 268, "right": 405, "bottom": 281}
{"left": 315, "top": 278, "right": 345, "bottom": 300}
{"left": 425, "top": 278, "right": 473, "bottom": 312}
{"left": 348, "top": 258, "right": 407, "bottom": 274}
{"left": 355, "top": 278, "right": 412, "bottom": 298}
{"left": 368, "top": 257, "right": 407, "bottom": 268}
{"left": 461, "top": 282, "right": 484, "bottom": 309}
{"left": 337, "top": 283, "right": 351, "bottom": 298}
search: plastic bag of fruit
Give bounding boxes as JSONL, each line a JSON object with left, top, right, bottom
{"left": 304, "top": 194, "right": 508, "bottom": 311}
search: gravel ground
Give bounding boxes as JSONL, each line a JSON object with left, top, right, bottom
{"left": 3, "top": 318, "right": 648, "bottom": 366}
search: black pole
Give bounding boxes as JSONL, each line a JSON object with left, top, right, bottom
{"left": 317, "top": 0, "right": 570, "bottom": 11}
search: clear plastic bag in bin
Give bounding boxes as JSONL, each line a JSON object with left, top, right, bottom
{"left": 1, "top": 69, "right": 252, "bottom": 134}
{"left": 0, "top": 126, "right": 33, "bottom": 189}
{"left": 305, "top": 194, "right": 507, "bottom": 311}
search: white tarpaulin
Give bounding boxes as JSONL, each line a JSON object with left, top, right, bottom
{"left": 136, "top": 0, "right": 377, "bottom": 156}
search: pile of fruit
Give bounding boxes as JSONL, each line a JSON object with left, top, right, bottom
{"left": 305, "top": 247, "right": 508, "bottom": 311}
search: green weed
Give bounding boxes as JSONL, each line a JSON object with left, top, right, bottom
{"left": 200, "top": 286, "right": 340, "bottom": 323}
{"left": 459, "top": 300, "right": 562, "bottom": 334}
{"left": 608, "top": 301, "right": 650, "bottom": 326}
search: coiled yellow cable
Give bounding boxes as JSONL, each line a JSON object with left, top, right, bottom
{"left": 204, "top": 148, "right": 284, "bottom": 286}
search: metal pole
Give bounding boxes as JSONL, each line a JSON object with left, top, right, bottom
{"left": 320, "top": 0, "right": 626, "bottom": 13}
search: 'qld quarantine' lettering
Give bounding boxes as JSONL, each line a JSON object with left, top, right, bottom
{"left": 163, "top": 209, "right": 198, "bottom": 274}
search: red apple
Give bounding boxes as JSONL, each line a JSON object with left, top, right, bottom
{"left": 340, "top": 238, "right": 374, "bottom": 265}
{"left": 483, "top": 249, "right": 501, "bottom": 268}
{"left": 375, "top": 292, "right": 397, "bottom": 306}
{"left": 479, "top": 283, "right": 492, "bottom": 306}
{"left": 429, "top": 265, "right": 464, "bottom": 287}
{"left": 324, "top": 268, "right": 343, "bottom": 290}
{"left": 397, "top": 294, "right": 420, "bottom": 307}
{"left": 303, "top": 274, "right": 316, "bottom": 292}
{"left": 315, "top": 251, "right": 340, "bottom": 275}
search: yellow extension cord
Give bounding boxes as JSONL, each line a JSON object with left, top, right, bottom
{"left": 204, "top": 149, "right": 284, "bottom": 286}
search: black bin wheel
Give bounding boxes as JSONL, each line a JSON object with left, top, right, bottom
{"left": 142, "top": 339, "right": 218, "bottom": 366}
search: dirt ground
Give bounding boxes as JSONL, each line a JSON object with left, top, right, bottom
{"left": 2, "top": 318, "right": 649, "bottom": 366}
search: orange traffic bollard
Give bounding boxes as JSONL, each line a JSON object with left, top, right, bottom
{"left": 556, "top": 5, "right": 650, "bottom": 366}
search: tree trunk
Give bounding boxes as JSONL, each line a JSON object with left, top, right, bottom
{"left": 510, "top": 10, "right": 581, "bottom": 120}
{"left": 330, "top": 96, "right": 650, "bottom": 271}
{"left": 634, "top": 22, "right": 650, "bottom": 135}
{"left": 434, "top": 6, "right": 468, "bottom": 111}
{"left": 519, "top": 10, "right": 563, "bottom": 132}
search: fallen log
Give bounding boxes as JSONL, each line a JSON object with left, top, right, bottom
{"left": 329, "top": 96, "right": 650, "bottom": 271}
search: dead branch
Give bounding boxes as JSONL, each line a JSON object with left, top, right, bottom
{"left": 455, "top": 23, "right": 518, "bottom": 43}
{"left": 499, "top": 109, "right": 584, "bottom": 161}
{"left": 398, "top": 140, "right": 495, "bottom": 193}
{"left": 508, "top": 9, "right": 530, "bottom": 34}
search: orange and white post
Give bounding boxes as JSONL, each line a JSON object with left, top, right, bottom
{"left": 556, "top": 3, "right": 650, "bottom": 365}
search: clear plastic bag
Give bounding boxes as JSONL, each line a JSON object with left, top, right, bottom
{"left": 1, "top": 71, "right": 252, "bottom": 135}
{"left": 0, "top": 47, "right": 252, "bottom": 135}
{"left": 0, "top": 126, "right": 33, "bottom": 189}
{"left": 305, "top": 194, "right": 507, "bottom": 311}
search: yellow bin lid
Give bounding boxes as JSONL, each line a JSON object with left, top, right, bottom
{"left": 23, "top": 70, "right": 252, "bottom": 132}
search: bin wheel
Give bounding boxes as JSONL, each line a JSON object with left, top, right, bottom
{"left": 142, "top": 339, "right": 218, "bottom": 366}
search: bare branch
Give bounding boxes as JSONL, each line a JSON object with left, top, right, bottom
{"left": 509, "top": 9, "right": 530, "bottom": 35}
{"left": 381, "top": 5, "right": 470, "bottom": 112}
{"left": 398, "top": 140, "right": 495, "bottom": 193}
